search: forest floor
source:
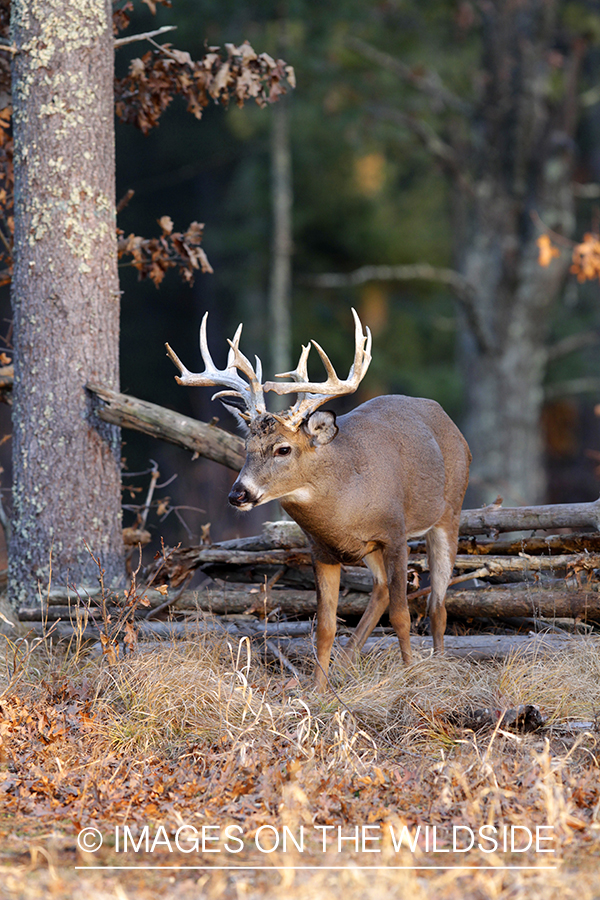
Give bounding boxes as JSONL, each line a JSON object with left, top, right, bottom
{"left": 1, "top": 619, "right": 600, "bottom": 900}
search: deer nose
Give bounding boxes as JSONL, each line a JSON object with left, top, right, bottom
{"left": 228, "top": 485, "right": 250, "bottom": 507}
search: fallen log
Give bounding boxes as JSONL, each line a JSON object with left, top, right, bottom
{"left": 180, "top": 581, "right": 600, "bottom": 621}
{"left": 339, "top": 631, "right": 593, "bottom": 660}
{"left": 449, "top": 552, "right": 600, "bottom": 576}
{"left": 452, "top": 532, "right": 600, "bottom": 557}
{"left": 196, "top": 581, "right": 600, "bottom": 621}
{"left": 18, "top": 589, "right": 371, "bottom": 620}
{"left": 29, "top": 620, "right": 595, "bottom": 662}
{"left": 21, "top": 581, "right": 600, "bottom": 624}
{"left": 459, "top": 498, "right": 600, "bottom": 535}
{"left": 87, "top": 383, "right": 245, "bottom": 470}
{"left": 441, "top": 583, "right": 600, "bottom": 622}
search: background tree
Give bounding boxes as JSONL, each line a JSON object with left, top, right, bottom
{"left": 322, "top": 1, "right": 598, "bottom": 506}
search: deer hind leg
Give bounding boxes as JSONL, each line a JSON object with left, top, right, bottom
{"left": 386, "top": 542, "right": 413, "bottom": 666}
{"left": 313, "top": 558, "right": 341, "bottom": 692}
{"left": 341, "top": 549, "right": 390, "bottom": 663}
{"left": 425, "top": 515, "right": 459, "bottom": 653}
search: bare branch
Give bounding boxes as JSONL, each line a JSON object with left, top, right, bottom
{"left": 573, "top": 182, "right": 600, "bottom": 199}
{"left": 305, "top": 263, "right": 494, "bottom": 354}
{"left": 346, "top": 35, "right": 471, "bottom": 116}
{"left": 371, "top": 105, "right": 470, "bottom": 190}
{"left": 308, "top": 262, "right": 465, "bottom": 290}
{"left": 546, "top": 331, "right": 599, "bottom": 362}
{"left": 114, "top": 25, "right": 177, "bottom": 49}
{"left": 116, "top": 189, "right": 135, "bottom": 214}
{"left": 545, "top": 377, "right": 600, "bottom": 400}
{"left": 137, "top": 461, "right": 160, "bottom": 532}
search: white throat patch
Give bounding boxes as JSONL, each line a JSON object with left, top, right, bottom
{"left": 283, "top": 486, "right": 313, "bottom": 504}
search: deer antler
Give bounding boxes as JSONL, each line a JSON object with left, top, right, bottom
{"left": 165, "top": 312, "right": 266, "bottom": 419}
{"left": 265, "top": 308, "right": 372, "bottom": 430}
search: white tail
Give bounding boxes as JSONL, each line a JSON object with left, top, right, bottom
{"left": 167, "top": 309, "right": 471, "bottom": 691}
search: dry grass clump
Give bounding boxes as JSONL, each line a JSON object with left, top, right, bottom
{"left": 88, "top": 633, "right": 600, "bottom": 768}
{"left": 326, "top": 637, "right": 600, "bottom": 741}
{"left": 92, "top": 636, "right": 380, "bottom": 771}
{"left": 94, "top": 636, "right": 314, "bottom": 755}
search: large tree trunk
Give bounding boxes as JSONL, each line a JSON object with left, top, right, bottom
{"left": 10, "top": 0, "right": 124, "bottom": 605}
{"left": 457, "top": 1, "right": 577, "bottom": 506}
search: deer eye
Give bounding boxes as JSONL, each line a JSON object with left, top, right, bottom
{"left": 274, "top": 444, "right": 292, "bottom": 457}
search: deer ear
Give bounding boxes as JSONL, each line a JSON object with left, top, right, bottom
{"left": 303, "top": 410, "right": 338, "bottom": 446}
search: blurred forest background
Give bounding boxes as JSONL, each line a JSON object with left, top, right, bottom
{"left": 3, "top": 0, "right": 600, "bottom": 555}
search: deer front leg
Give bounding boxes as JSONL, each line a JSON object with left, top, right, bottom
{"left": 313, "top": 558, "right": 341, "bottom": 692}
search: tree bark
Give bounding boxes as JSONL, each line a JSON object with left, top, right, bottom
{"left": 10, "top": 0, "right": 124, "bottom": 604}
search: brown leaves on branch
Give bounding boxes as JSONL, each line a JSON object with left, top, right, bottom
{"left": 115, "top": 40, "right": 296, "bottom": 134}
{"left": 537, "top": 231, "right": 600, "bottom": 282}
{"left": 536, "top": 234, "right": 560, "bottom": 268}
{"left": 112, "top": 0, "right": 134, "bottom": 35}
{"left": 112, "top": 0, "right": 172, "bottom": 35}
{"left": 117, "top": 216, "right": 213, "bottom": 287}
{"left": 569, "top": 233, "right": 600, "bottom": 282}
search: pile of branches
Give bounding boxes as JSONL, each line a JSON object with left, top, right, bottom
{"left": 19, "top": 498, "right": 600, "bottom": 670}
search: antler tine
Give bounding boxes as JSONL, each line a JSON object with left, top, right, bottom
{"left": 198, "top": 311, "right": 217, "bottom": 371}
{"left": 226, "top": 339, "right": 267, "bottom": 415}
{"left": 165, "top": 342, "right": 193, "bottom": 385}
{"left": 264, "top": 308, "right": 372, "bottom": 430}
{"left": 225, "top": 322, "right": 244, "bottom": 369}
{"left": 349, "top": 306, "right": 372, "bottom": 380}
{"left": 264, "top": 308, "right": 371, "bottom": 398}
{"left": 275, "top": 342, "right": 311, "bottom": 383}
{"left": 166, "top": 313, "right": 266, "bottom": 417}
{"left": 270, "top": 343, "right": 313, "bottom": 428}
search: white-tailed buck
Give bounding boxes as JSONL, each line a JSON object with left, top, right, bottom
{"left": 166, "top": 309, "right": 471, "bottom": 691}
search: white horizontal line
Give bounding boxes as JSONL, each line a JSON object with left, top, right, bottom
{"left": 75, "top": 865, "right": 559, "bottom": 871}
